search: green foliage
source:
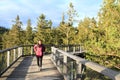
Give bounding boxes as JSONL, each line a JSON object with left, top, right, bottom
{"left": 2, "top": 15, "right": 23, "bottom": 49}
{"left": 25, "top": 19, "right": 34, "bottom": 44}
{"left": 0, "top": 1, "right": 119, "bottom": 71}
{"left": 67, "top": 2, "right": 78, "bottom": 26}
{"left": 97, "top": 0, "right": 120, "bottom": 56}
{"left": 75, "top": 0, "right": 120, "bottom": 70}
{"left": 57, "top": 3, "right": 78, "bottom": 45}
{"left": 50, "top": 28, "right": 63, "bottom": 45}
{"left": 34, "top": 14, "right": 52, "bottom": 44}
{"left": 0, "top": 26, "right": 9, "bottom": 49}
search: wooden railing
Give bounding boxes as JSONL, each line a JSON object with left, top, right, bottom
{"left": 0, "top": 44, "right": 55, "bottom": 76}
{"left": 0, "top": 44, "right": 82, "bottom": 77}
{"left": 1, "top": 44, "right": 119, "bottom": 80}
{"left": 51, "top": 47, "right": 120, "bottom": 80}
{"left": 0, "top": 45, "right": 34, "bottom": 76}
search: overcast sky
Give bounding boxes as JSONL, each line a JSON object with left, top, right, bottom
{"left": 0, "top": 0, "right": 103, "bottom": 29}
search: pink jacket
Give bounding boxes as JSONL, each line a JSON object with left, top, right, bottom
{"left": 34, "top": 44, "right": 45, "bottom": 56}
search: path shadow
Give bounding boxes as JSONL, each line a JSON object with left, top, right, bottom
{"left": 6, "top": 56, "right": 33, "bottom": 80}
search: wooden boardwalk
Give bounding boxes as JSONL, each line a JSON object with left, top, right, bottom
{"left": 0, "top": 55, "right": 64, "bottom": 80}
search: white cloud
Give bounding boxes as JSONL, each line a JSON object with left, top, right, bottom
{"left": 0, "top": 0, "right": 102, "bottom": 29}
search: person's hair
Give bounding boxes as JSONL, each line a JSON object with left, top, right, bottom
{"left": 38, "top": 39, "right": 42, "bottom": 42}
{"left": 37, "top": 39, "right": 42, "bottom": 45}
{"left": 37, "top": 39, "right": 42, "bottom": 42}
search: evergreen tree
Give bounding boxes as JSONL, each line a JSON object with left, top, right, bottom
{"left": 2, "top": 15, "right": 23, "bottom": 48}
{"left": 0, "top": 26, "right": 9, "bottom": 49}
{"left": 77, "top": 17, "right": 91, "bottom": 44}
{"left": 51, "top": 28, "right": 63, "bottom": 45}
{"left": 34, "top": 14, "right": 52, "bottom": 44}
{"left": 67, "top": 2, "right": 78, "bottom": 26}
{"left": 25, "top": 19, "right": 33, "bottom": 44}
{"left": 58, "top": 3, "right": 78, "bottom": 45}
{"left": 98, "top": 0, "right": 120, "bottom": 56}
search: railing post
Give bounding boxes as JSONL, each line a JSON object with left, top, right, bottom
{"left": 56, "top": 52, "right": 60, "bottom": 66}
{"left": 68, "top": 46, "right": 69, "bottom": 52}
{"left": 22, "top": 47, "right": 24, "bottom": 56}
{"left": 20, "top": 47, "right": 22, "bottom": 56}
{"left": 17, "top": 47, "right": 19, "bottom": 58}
{"left": 78, "top": 45, "right": 80, "bottom": 52}
{"left": 51, "top": 47, "right": 56, "bottom": 61}
{"left": 65, "top": 47, "right": 67, "bottom": 52}
{"left": 51, "top": 47, "right": 58, "bottom": 65}
{"left": 18, "top": 47, "right": 22, "bottom": 57}
{"left": 18, "top": 47, "right": 20, "bottom": 58}
{"left": 70, "top": 61, "right": 74, "bottom": 80}
{"left": 73, "top": 46, "right": 75, "bottom": 53}
{"left": 51, "top": 47, "right": 54, "bottom": 59}
{"left": 13, "top": 49, "right": 16, "bottom": 61}
{"left": 63, "top": 55, "right": 68, "bottom": 80}
{"left": 7, "top": 50, "right": 10, "bottom": 67}
{"left": 31, "top": 46, "right": 33, "bottom": 55}
{"left": 21, "top": 47, "right": 24, "bottom": 56}
{"left": 77, "top": 62, "right": 84, "bottom": 80}
{"left": 80, "top": 46, "right": 82, "bottom": 53}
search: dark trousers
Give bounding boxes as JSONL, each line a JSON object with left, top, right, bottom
{"left": 36, "top": 56, "right": 43, "bottom": 67}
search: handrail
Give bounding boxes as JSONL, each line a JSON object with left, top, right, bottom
{"left": 0, "top": 44, "right": 82, "bottom": 77}
{"left": 0, "top": 45, "right": 34, "bottom": 76}
{"left": 0, "top": 44, "right": 57, "bottom": 76}
{"left": 51, "top": 47, "right": 120, "bottom": 80}
{"left": 2, "top": 44, "right": 118, "bottom": 80}
{"left": 0, "top": 45, "right": 34, "bottom": 53}
{"left": 0, "top": 46, "right": 19, "bottom": 53}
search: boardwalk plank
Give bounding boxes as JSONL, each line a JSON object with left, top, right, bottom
{"left": 0, "top": 55, "right": 64, "bottom": 80}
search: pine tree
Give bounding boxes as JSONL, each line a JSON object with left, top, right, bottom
{"left": 0, "top": 26, "right": 9, "bottom": 49}
{"left": 98, "top": 0, "right": 120, "bottom": 56}
{"left": 58, "top": 3, "right": 78, "bottom": 45}
{"left": 67, "top": 2, "right": 78, "bottom": 26}
{"left": 34, "top": 14, "right": 52, "bottom": 44}
{"left": 51, "top": 28, "right": 63, "bottom": 45}
{"left": 2, "top": 15, "right": 23, "bottom": 48}
{"left": 25, "top": 19, "right": 33, "bottom": 44}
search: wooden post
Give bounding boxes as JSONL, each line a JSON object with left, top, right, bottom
{"left": 65, "top": 47, "right": 67, "bottom": 52}
{"left": 80, "top": 46, "right": 82, "bottom": 53}
{"left": 20, "top": 47, "right": 22, "bottom": 56}
{"left": 73, "top": 46, "right": 75, "bottom": 53}
{"left": 57, "top": 52, "right": 60, "bottom": 66}
{"left": 22, "top": 47, "right": 24, "bottom": 56}
{"left": 17, "top": 48, "right": 19, "bottom": 58}
{"left": 78, "top": 46, "right": 80, "bottom": 52}
{"left": 77, "top": 62, "right": 83, "bottom": 80}
{"left": 54, "top": 48, "right": 56, "bottom": 61}
{"left": 13, "top": 49, "right": 16, "bottom": 61}
{"left": 63, "top": 55, "right": 68, "bottom": 80}
{"left": 31, "top": 46, "right": 33, "bottom": 55}
{"left": 51, "top": 47, "right": 53, "bottom": 58}
{"left": 54, "top": 48, "right": 57, "bottom": 63}
{"left": 68, "top": 46, "right": 69, "bottom": 52}
{"left": 70, "top": 61, "right": 74, "bottom": 80}
{"left": 7, "top": 51, "right": 10, "bottom": 67}
{"left": 51, "top": 47, "right": 56, "bottom": 62}
{"left": 21, "top": 47, "right": 24, "bottom": 56}
{"left": 18, "top": 47, "right": 20, "bottom": 58}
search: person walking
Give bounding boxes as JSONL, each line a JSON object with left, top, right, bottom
{"left": 34, "top": 40, "right": 45, "bottom": 71}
